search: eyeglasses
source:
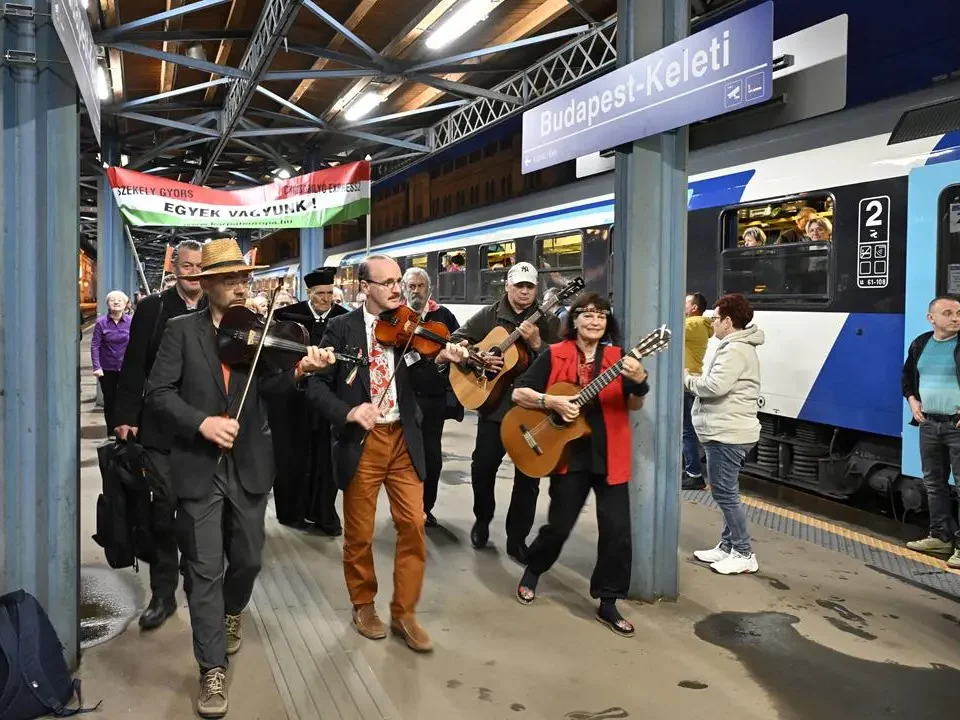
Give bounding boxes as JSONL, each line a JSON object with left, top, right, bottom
{"left": 365, "top": 278, "right": 403, "bottom": 290}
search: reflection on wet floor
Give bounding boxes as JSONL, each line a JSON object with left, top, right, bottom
{"left": 80, "top": 565, "right": 144, "bottom": 649}
{"left": 694, "top": 611, "right": 960, "bottom": 720}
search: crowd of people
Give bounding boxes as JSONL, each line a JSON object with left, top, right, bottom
{"left": 92, "top": 236, "right": 782, "bottom": 718}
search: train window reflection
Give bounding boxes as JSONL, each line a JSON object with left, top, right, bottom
{"left": 480, "top": 241, "right": 516, "bottom": 300}
{"left": 438, "top": 248, "right": 466, "bottom": 301}
{"left": 538, "top": 232, "right": 583, "bottom": 295}
{"left": 721, "top": 243, "right": 831, "bottom": 301}
{"left": 936, "top": 184, "right": 960, "bottom": 296}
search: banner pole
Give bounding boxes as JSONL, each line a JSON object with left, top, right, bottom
{"left": 124, "top": 225, "right": 151, "bottom": 294}
{"left": 365, "top": 154, "right": 372, "bottom": 255}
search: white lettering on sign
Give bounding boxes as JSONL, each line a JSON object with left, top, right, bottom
{"left": 950, "top": 203, "right": 960, "bottom": 234}
{"left": 857, "top": 195, "right": 891, "bottom": 289}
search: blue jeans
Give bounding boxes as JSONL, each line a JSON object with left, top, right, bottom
{"left": 918, "top": 418, "right": 960, "bottom": 545}
{"left": 703, "top": 441, "right": 754, "bottom": 554}
{"left": 682, "top": 393, "right": 702, "bottom": 476}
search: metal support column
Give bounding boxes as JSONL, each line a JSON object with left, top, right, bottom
{"left": 97, "top": 139, "right": 135, "bottom": 310}
{"left": 613, "top": 0, "right": 689, "bottom": 602}
{"left": 0, "top": 0, "right": 81, "bottom": 667}
{"left": 299, "top": 149, "right": 325, "bottom": 288}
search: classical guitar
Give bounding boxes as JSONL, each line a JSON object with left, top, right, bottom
{"left": 450, "top": 276, "right": 585, "bottom": 413}
{"left": 500, "top": 326, "right": 671, "bottom": 478}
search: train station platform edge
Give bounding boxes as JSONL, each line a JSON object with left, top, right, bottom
{"left": 73, "top": 329, "right": 960, "bottom": 720}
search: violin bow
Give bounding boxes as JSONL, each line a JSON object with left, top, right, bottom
{"left": 359, "top": 291, "right": 434, "bottom": 447}
{"left": 233, "top": 284, "right": 282, "bottom": 425}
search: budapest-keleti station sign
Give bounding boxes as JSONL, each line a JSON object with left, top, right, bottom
{"left": 521, "top": 2, "right": 773, "bottom": 173}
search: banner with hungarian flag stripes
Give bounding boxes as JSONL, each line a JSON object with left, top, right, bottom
{"left": 106, "top": 161, "right": 370, "bottom": 229}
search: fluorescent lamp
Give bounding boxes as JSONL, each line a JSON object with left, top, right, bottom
{"left": 276, "top": 168, "right": 291, "bottom": 179}
{"left": 343, "top": 91, "right": 383, "bottom": 122}
{"left": 96, "top": 66, "right": 109, "bottom": 100}
{"left": 426, "top": 0, "right": 492, "bottom": 50}
{"left": 120, "top": 154, "right": 129, "bottom": 166}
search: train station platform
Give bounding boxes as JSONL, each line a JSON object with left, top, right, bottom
{"left": 73, "top": 331, "right": 960, "bottom": 720}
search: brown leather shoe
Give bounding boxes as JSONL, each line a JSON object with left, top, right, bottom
{"left": 390, "top": 615, "right": 433, "bottom": 652}
{"left": 352, "top": 604, "right": 387, "bottom": 640}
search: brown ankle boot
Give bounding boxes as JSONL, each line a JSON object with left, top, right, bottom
{"left": 352, "top": 604, "right": 387, "bottom": 640}
{"left": 390, "top": 615, "right": 433, "bottom": 652}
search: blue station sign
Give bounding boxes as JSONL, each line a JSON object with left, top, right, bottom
{"left": 521, "top": 1, "right": 774, "bottom": 173}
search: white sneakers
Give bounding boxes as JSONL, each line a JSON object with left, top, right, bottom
{"left": 693, "top": 544, "right": 759, "bottom": 574}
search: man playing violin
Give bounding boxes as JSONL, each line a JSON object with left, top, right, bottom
{"left": 401, "top": 266, "right": 462, "bottom": 527}
{"left": 436, "top": 262, "right": 561, "bottom": 561}
{"left": 146, "top": 238, "right": 335, "bottom": 719}
{"left": 307, "top": 254, "right": 466, "bottom": 653}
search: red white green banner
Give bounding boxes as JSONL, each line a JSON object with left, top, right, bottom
{"left": 106, "top": 161, "right": 370, "bottom": 228}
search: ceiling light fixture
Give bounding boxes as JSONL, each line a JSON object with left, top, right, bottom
{"left": 96, "top": 66, "right": 109, "bottom": 100}
{"left": 426, "top": 0, "right": 493, "bottom": 50}
{"left": 344, "top": 91, "right": 384, "bottom": 122}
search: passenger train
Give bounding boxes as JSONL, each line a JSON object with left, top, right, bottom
{"left": 325, "top": 81, "right": 960, "bottom": 519}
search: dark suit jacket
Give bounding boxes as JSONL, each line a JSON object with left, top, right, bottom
{"left": 145, "top": 309, "right": 296, "bottom": 499}
{"left": 114, "top": 288, "right": 208, "bottom": 449}
{"left": 305, "top": 308, "right": 425, "bottom": 491}
{"left": 277, "top": 300, "right": 350, "bottom": 345}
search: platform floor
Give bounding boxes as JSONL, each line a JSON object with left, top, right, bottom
{"left": 74, "top": 338, "right": 960, "bottom": 720}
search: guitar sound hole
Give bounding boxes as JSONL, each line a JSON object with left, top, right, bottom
{"left": 547, "top": 412, "right": 568, "bottom": 429}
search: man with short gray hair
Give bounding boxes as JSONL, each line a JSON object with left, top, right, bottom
{"left": 401, "top": 267, "right": 461, "bottom": 526}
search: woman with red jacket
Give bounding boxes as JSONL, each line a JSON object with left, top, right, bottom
{"left": 510, "top": 293, "right": 649, "bottom": 637}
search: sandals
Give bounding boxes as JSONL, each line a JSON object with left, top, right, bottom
{"left": 596, "top": 604, "right": 635, "bottom": 638}
{"left": 516, "top": 569, "right": 539, "bottom": 605}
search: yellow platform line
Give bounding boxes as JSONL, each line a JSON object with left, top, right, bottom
{"left": 729, "top": 494, "right": 960, "bottom": 577}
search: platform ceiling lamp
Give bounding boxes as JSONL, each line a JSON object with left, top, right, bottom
{"left": 185, "top": 42, "right": 206, "bottom": 61}
{"left": 426, "top": 0, "right": 496, "bottom": 50}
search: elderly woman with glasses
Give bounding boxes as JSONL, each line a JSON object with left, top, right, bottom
{"left": 92, "top": 290, "right": 132, "bottom": 437}
{"left": 510, "top": 293, "right": 649, "bottom": 637}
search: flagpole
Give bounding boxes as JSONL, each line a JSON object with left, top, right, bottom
{"left": 364, "top": 154, "right": 372, "bottom": 256}
{"left": 124, "top": 225, "right": 151, "bottom": 294}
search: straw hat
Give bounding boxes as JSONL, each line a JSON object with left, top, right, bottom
{"left": 193, "top": 238, "right": 267, "bottom": 278}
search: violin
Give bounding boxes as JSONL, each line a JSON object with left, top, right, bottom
{"left": 374, "top": 304, "right": 489, "bottom": 367}
{"left": 217, "top": 305, "right": 368, "bottom": 370}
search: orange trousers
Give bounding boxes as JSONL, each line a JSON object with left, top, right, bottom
{"left": 342, "top": 422, "right": 426, "bottom": 619}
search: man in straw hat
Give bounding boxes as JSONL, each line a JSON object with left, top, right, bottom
{"left": 146, "top": 237, "right": 336, "bottom": 718}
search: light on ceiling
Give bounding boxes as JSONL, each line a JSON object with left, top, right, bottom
{"left": 185, "top": 43, "right": 206, "bottom": 61}
{"left": 275, "top": 168, "right": 291, "bottom": 179}
{"left": 120, "top": 154, "right": 129, "bottom": 166}
{"left": 344, "top": 91, "right": 384, "bottom": 122}
{"left": 96, "top": 66, "right": 109, "bottom": 100}
{"left": 426, "top": 0, "right": 493, "bottom": 50}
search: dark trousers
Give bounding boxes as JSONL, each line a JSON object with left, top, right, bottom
{"left": 177, "top": 456, "right": 268, "bottom": 672}
{"left": 269, "top": 394, "right": 309, "bottom": 525}
{"left": 417, "top": 395, "right": 447, "bottom": 514}
{"left": 98, "top": 370, "right": 120, "bottom": 435}
{"left": 918, "top": 418, "right": 960, "bottom": 545}
{"left": 526, "top": 472, "right": 631, "bottom": 599}
{"left": 144, "top": 448, "right": 180, "bottom": 601}
{"left": 682, "top": 392, "right": 703, "bottom": 477}
{"left": 306, "top": 424, "right": 340, "bottom": 531}
{"left": 471, "top": 418, "right": 540, "bottom": 545}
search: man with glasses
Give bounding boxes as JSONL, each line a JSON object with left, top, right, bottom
{"left": 114, "top": 239, "right": 207, "bottom": 631}
{"left": 307, "top": 254, "right": 469, "bottom": 653}
{"left": 146, "top": 238, "right": 335, "bottom": 717}
{"left": 437, "top": 262, "right": 561, "bottom": 562}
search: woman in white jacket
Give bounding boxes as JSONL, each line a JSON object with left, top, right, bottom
{"left": 683, "top": 294, "right": 764, "bottom": 575}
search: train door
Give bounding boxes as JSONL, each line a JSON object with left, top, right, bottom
{"left": 901, "top": 158, "right": 960, "bottom": 480}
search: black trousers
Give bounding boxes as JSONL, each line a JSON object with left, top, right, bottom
{"left": 471, "top": 418, "right": 540, "bottom": 545}
{"left": 98, "top": 370, "right": 121, "bottom": 435}
{"left": 306, "top": 423, "right": 340, "bottom": 531}
{"left": 417, "top": 395, "right": 447, "bottom": 514}
{"left": 144, "top": 447, "right": 180, "bottom": 601}
{"left": 526, "top": 472, "right": 631, "bottom": 600}
{"left": 269, "top": 394, "right": 309, "bottom": 525}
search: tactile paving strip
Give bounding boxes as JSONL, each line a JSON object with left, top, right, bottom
{"left": 682, "top": 489, "right": 960, "bottom": 599}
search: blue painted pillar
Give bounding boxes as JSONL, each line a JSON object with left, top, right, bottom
{"left": 97, "top": 138, "right": 134, "bottom": 312}
{"left": 299, "top": 149, "right": 325, "bottom": 294}
{"left": 0, "top": 0, "right": 80, "bottom": 666}
{"left": 614, "top": 0, "right": 689, "bottom": 602}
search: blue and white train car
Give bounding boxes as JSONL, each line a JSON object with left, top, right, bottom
{"left": 326, "top": 81, "right": 960, "bottom": 514}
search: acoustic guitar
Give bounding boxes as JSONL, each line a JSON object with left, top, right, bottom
{"left": 500, "top": 326, "right": 671, "bottom": 479}
{"left": 450, "top": 276, "right": 585, "bottom": 413}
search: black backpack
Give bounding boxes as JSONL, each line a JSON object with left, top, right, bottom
{"left": 0, "top": 590, "right": 100, "bottom": 719}
{"left": 92, "top": 439, "right": 157, "bottom": 570}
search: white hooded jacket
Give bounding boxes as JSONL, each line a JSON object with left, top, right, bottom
{"left": 683, "top": 325, "right": 765, "bottom": 445}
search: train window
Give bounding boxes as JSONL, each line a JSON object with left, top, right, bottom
{"left": 338, "top": 264, "right": 358, "bottom": 303}
{"left": 537, "top": 232, "right": 584, "bottom": 295}
{"left": 438, "top": 248, "right": 467, "bottom": 301}
{"left": 937, "top": 185, "right": 960, "bottom": 295}
{"left": 479, "top": 241, "right": 516, "bottom": 300}
{"left": 409, "top": 254, "right": 427, "bottom": 270}
{"left": 726, "top": 195, "right": 834, "bottom": 247}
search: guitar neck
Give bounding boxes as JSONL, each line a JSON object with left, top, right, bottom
{"left": 573, "top": 356, "right": 627, "bottom": 407}
{"left": 499, "top": 308, "right": 545, "bottom": 351}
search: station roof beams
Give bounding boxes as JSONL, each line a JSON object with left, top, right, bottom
{"left": 84, "top": 0, "right": 744, "bottom": 279}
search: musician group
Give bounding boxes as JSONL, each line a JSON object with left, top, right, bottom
{"left": 120, "top": 237, "right": 651, "bottom": 718}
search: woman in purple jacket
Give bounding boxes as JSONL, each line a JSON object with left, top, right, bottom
{"left": 91, "top": 290, "right": 132, "bottom": 436}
